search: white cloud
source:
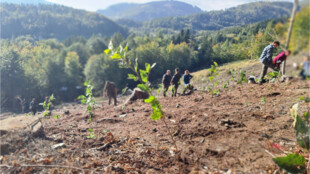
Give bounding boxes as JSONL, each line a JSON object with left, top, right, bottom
{"left": 46, "top": 0, "right": 293, "bottom": 11}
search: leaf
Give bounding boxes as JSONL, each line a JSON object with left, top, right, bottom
{"left": 209, "top": 76, "right": 214, "bottom": 82}
{"left": 140, "top": 70, "right": 148, "bottom": 83}
{"left": 144, "top": 96, "right": 155, "bottom": 103}
{"left": 304, "top": 112, "right": 309, "bottom": 120}
{"left": 84, "top": 81, "right": 89, "bottom": 87}
{"left": 150, "top": 109, "right": 162, "bottom": 121}
{"left": 214, "top": 62, "right": 218, "bottom": 67}
{"left": 272, "top": 153, "right": 306, "bottom": 173}
{"left": 137, "top": 84, "right": 148, "bottom": 92}
{"left": 128, "top": 74, "right": 138, "bottom": 81}
{"left": 104, "top": 49, "right": 111, "bottom": 54}
{"left": 145, "top": 63, "right": 151, "bottom": 73}
{"left": 110, "top": 53, "right": 122, "bottom": 59}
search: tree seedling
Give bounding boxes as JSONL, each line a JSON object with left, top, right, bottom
{"left": 52, "top": 115, "right": 60, "bottom": 119}
{"left": 87, "top": 128, "right": 95, "bottom": 139}
{"left": 42, "top": 94, "right": 56, "bottom": 116}
{"left": 105, "top": 41, "right": 178, "bottom": 151}
{"left": 300, "top": 96, "right": 310, "bottom": 103}
{"left": 78, "top": 81, "right": 96, "bottom": 122}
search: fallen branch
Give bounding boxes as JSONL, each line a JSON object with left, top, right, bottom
{"left": 0, "top": 164, "right": 103, "bottom": 172}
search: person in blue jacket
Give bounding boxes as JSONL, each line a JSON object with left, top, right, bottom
{"left": 182, "top": 70, "right": 194, "bottom": 95}
{"left": 258, "top": 40, "right": 280, "bottom": 84}
{"left": 300, "top": 56, "right": 310, "bottom": 80}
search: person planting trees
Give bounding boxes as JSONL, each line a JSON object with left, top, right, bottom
{"left": 258, "top": 41, "right": 280, "bottom": 84}
{"left": 162, "top": 70, "right": 172, "bottom": 97}
{"left": 299, "top": 55, "right": 310, "bottom": 80}
{"left": 29, "top": 98, "right": 37, "bottom": 115}
{"left": 170, "top": 68, "right": 182, "bottom": 97}
{"left": 182, "top": 70, "right": 194, "bottom": 95}
{"left": 273, "top": 50, "right": 291, "bottom": 70}
{"left": 103, "top": 81, "right": 117, "bottom": 106}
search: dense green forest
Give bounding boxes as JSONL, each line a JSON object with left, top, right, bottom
{"left": 0, "top": 3, "right": 127, "bottom": 40}
{"left": 97, "top": 1, "right": 202, "bottom": 22}
{"left": 123, "top": 1, "right": 293, "bottom": 34}
{"left": 1, "top": 3, "right": 309, "bottom": 112}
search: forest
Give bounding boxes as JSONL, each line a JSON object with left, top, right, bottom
{"left": 0, "top": 3, "right": 127, "bottom": 40}
{"left": 126, "top": 1, "right": 293, "bottom": 34}
{"left": 1, "top": 4, "right": 309, "bottom": 112}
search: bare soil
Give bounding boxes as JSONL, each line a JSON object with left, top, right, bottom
{"left": 0, "top": 55, "right": 309, "bottom": 173}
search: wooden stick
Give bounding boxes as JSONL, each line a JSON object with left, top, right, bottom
{"left": 281, "top": 0, "right": 298, "bottom": 75}
{"left": 0, "top": 164, "right": 102, "bottom": 172}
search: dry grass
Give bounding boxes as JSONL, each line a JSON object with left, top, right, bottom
{"left": 192, "top": 59, "right": 259, "bottom": 78}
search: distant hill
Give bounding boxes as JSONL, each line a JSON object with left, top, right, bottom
{"left": 0, "top": 0, "right": 50, "bottom": 4}
{"left": 0, "top": 3, "right": 127, "bottom": 40}
{"left": 97, "top": 1, "right": 202, "bottom": 22}
{"left": 141, "top": 1, "right": 293, "bottom": 32}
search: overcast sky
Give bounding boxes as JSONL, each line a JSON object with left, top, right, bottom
{"left": 46, "top": 0, "right": 292, "bottom": 11}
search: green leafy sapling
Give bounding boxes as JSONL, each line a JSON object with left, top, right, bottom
{"left": 261, "top": 97, "right": 266, "bottom": 103}
{"left": 207, "top": 62, "right": 221, "bottom": 95}
{"left": 78, "top": 81, "right": 96, "bottom": 122}
{"left": 87, "top": 128, "right": 95, "bottom": 139}
{"left": 237, "top": 70, "right": 247, "bottom": 84}
{"left": 105, "top": 41, "right": 178, "bottom": 150}
{"left": 52, "top": 115, "right": 60, "bottom": 119}
{"left": 104, "top": 41, "right": 160, "bottom": 119}
{"left": 42, "top": 94, "right": 56, "bottom": 116}
{"left": 272, "top": 104, "right": 309, "bottom": 173}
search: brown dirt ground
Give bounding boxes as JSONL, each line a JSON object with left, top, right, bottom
{"left": 0, "top": 54, "right": 309, "bottom": 174}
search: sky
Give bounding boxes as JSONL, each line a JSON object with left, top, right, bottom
{"left": 45, "top": 0, "right": 293, "bottom": 11}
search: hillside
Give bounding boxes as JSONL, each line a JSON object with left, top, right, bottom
{"left": 97, "top": 1, "right": 202, "bottom": 22}
{"left": 0, "top": 0, "right": 50, "bottom": 4}
{"left": 139, "top": 1, "right": 293, "bottom": 32}
{"left": 0, "top": 52, "right": 309, "bottom": 173}
{"left": 0, "top": 3, "right": 127, "bottom": 40}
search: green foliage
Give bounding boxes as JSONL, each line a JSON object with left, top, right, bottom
{"left": 144, "top": 96, "right": 164, "bottom": 121}
{"left": 295, "top": 115, "right": 310, "bottom": 149}
{"left": 87, "top": 129, "right": 95, "bottom": 139}
{"left": 142, "top": 2, "right": 292, "bottom": 32}
{"left": 78, "top": 81, "right": 96, "bottom": 122}
{"left": 273, "top": 153, "right": 306, "bottom": 174}
{"left": 42, "top": 94, "right": 55, "bottom": 111}
{"left": 237, "top": 70, "right": 247, "bottom": 84}
{"left": 105, "top": 42, "right": 163, "bottom": 121}
{"left": 53, "top": 115, "right": 60, "bottom": 119}
{"left": 290, "top": 6, "right": 310, "bottom": 53}
{"left": 273, "top": 104, "right": 309, "bottom": 173}
{"left": 1, "top": 3, "right": 127, "bottom": 40}
{"left": 207, "top": 62, "right": 221, "bottom": 95}
{"left": 268, "top": 71, "right": 280, "bottom": 79}
{"left": 300, "top": 96, "right": 310, "bottom": 103}
{"left": 260, "top": 97, "right": 266, "bottom": 103}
